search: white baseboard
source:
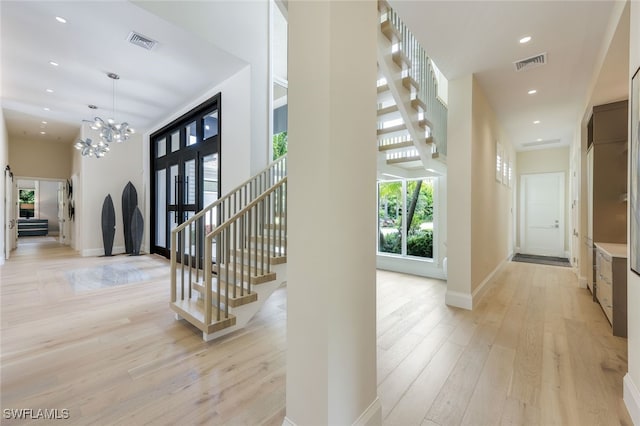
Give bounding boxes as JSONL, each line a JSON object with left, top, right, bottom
{"left": 445, "top": 290, "right": 472, "bottom": 310}
{"left": 282, "top": 417, "right": 296, "bottom": 426}
{"left": 81, "top": 245, "right": 126, "bottom": 257}
{"left": 353, "top": 397, "right": 382, "bottom": 426}
{"left": 471, "top": 253, "right": 511, "bottom": 308}
{"left": 578, "top": 276, "right": 588, "bottom": 289}
{"left": 282, "top": 397, "right": 381, "bottom": 426}
{"left": 624, "top": 374, "right": 640, "bottom": 425}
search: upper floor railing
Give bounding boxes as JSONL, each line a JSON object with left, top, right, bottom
{"left": 384, "top": 7, "right": 448, "bottom": 156}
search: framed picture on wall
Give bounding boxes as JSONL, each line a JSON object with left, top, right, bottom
{"left": 631, "top": 66, "right": 640, "bottom": 276}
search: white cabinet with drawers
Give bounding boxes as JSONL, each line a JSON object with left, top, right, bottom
{"left": 594, "top": 242, "right": 627, "bottom": 337}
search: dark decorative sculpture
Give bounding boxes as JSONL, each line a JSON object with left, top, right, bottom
{"left": 122, "top": 181, "right": 138, "bottom": 254}
{"left": 101, "top": 195, "right": 116, "bottom": 256}
{"left": 130, "top": 206, "right": 144, "bottom": 256}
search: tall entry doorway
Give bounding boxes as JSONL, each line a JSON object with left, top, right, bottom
{"left": 150, "top": 94, "right": 221, "bottom": 259}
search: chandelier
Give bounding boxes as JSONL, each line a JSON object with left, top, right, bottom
{"left": 75, "top": 72, "right": 134, "bottom": 158}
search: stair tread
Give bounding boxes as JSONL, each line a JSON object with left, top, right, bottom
{"left": 402, "top": 76, "right": 419, "bottom": 91}
{"left": 387, "top": 155, "right": 421, "bottom": 165}
{"left": 171, "top": 298, "right": 236, "bottom": 333}
{"left": 192, "top": 281, "right": 258, "bottom": 307}
{"left": 378, "top": 140, "right": 414, "bottom": 151}
{"left": 233, "top": 248, "right": 287, "bottom": 264}
{"left": 217, "top": 263, "right": 276, "bottom": 285}
{"left": 411, "top": 98, "right": 427, "bottom": 112}
{"left": 377, "top": 124, "right": 407, "bottom": 136}
{"left": 377, "top": 83, "right": 390, "bottom": 94}
{"left": 377, "top": 104, "right": 399, "bottom": 117}
{"left": 392, "top": 50, "right": 411, "bottom": 69}
{"left": 381, "top": 20, "right": 401, "bottom": 43}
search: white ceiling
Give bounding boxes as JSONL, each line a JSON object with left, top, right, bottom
{"left": 391, "top": 0, "right": 628, "bottom": 151}
{"left": 2, "top": 1, "right": 629, "bottom": 154}
{"left": 1, "top": 0, "right": 246, "bottom": 144}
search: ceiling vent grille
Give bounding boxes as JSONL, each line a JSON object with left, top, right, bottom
{"left": 513, "top": 53, "right": 547, "bottom": 72}
{"left": 127, "top": 32, "right": 157, "bottom": 50}
{"left": 522, "top": 138, "right": 560, "bottom": 148}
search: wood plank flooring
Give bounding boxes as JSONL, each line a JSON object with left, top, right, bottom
{"left": 0, "top": 238, "right": 631, "bottom": 425}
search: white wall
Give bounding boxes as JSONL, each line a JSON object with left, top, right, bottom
{"left": 75, "top": 124, "right": 144, "bottom": 256}
{"left": 446, "top": 75, "right": 515, "bottom": 309}
{"left": 9, "top": 137, "right": 71, "bottom": 180}
{"left": 134, "top": 1, "right": 270, "bottom": 175}
{"left": 625, "top": 1, "right": 640, "bottom": 423}
{"left": 446, "top": 75, "right": 473, "bottom": 308}
{"left": 142, "top": 66, "right": 252, "bottom": 253}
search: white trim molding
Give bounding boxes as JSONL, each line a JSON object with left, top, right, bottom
{"left": 282, "top": 417, "right": 296, "bottom": 426}
{"left": 445, "top": 290, "right": 472, "bottom": 310}
{"left": 471, "top": 253, "right": 512, "bottom": 308}
{"left": 352, "top": 397, "right": 382, "bottom": 426}
{"left": 624, "top": 374, "right": 640, "bottom": 425}
{"left": 282, "top": 398, "right": 382, "bottom": 426}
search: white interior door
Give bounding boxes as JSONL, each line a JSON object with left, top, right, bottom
{"left": 520, "top": 172, "right": 565, "bottom": 257}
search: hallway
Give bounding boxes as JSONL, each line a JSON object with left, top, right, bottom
{"left": 0, "top": 239, "right": 631, "bottom": 425}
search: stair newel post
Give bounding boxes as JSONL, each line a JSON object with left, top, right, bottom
{"left": 283, "top": 179, "right": 288, "bottom": 257}
{"left": 204, "top": 233, "right": 213, "bottom": 326}
{"left": 188, "top": 222, "right": 193, "bottom": 299}
{"left": 170, "top": 229, "right": 177, "bottom": 303}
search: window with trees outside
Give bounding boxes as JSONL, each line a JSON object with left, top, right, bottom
{"left": 378, "top": 178, "right": 434, "bottom": 259}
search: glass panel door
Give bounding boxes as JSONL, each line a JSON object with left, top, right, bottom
{"left": 150, "top": 93, "right": 221, "bottom": 259}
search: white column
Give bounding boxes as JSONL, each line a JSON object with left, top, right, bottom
{"left": 445, "top": 75, "right": 473, "bottom": 309}
{"left": 286, "top": 1, "right": 380, "bottom": 425}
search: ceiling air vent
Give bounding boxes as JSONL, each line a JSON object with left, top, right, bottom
{"left": 513, "top": 52, "right": 547, "bottom": 72}
{"left": 522, "top": 139, "right": 560, "bottom": 148}
{"left": 127, "top": 32, "right": 157, "bottom": 51}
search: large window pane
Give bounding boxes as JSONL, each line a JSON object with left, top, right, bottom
{"left": 203, "top": 111, "right": 218, "bottom": 139}
{"left": 155, "top": 169, "right": 166, "bottom": 246}
{"left": 170, "top": 131, "right": 180, "bottom": 152}
{"left": 406, "top": 179, "right": 434, "bottom": 259}
{"left": 156, "top": 137, "right": 166, "bottom": 158}
{"left": 186, "top": 121, "right": 198, "bottom": 146}
{"left": 378, "top": 181, "right": 402, "bottom": 254}
{"left": 184, "top": 159, "right": 196, "bottom": 204}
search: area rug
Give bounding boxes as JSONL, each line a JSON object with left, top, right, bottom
{"left": 511, "top": 253, "right": 571, "bottom": 267}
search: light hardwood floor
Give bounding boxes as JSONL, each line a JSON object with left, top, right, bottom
{"left": 0, "top": 238, "right": 631, "bottom": 425}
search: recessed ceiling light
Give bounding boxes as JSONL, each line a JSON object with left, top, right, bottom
{"left": 533, "top": 120, "right": 540, "bottom": 124}
{"left": 49, "top": 60, "right": 59, "bottom": 67}
{"left": 46, "top": 88, "right": 54, "bottom": 93}
{"left": 40, "top": 131, "right": 46, "bottom": 135}
{"left": 528, "top": 89, "right": 537, "bottom": 95}
{"left": 43, "top": 107, "right": 50, "bottom": 111}
{"left": 41, "top": 121, "right": 48, "bottom": 124}
{"left": 55, "top": 16, "right": 67, "bottom": 24}
{"left": 537, "top": 138, "right": 542, "bottom": 142}
{"left": 519, "top": 36, "right": 532, "bottom": 44}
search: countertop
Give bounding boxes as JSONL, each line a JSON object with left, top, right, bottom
{"left": 595, "top": 242, "right": 628, "bottom": 258}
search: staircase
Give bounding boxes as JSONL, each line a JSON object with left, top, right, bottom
{"left": 377, "top": 0, "right": 448, "bottom": 176}
{"left": 169, "top": 2, "right": 448, "bottom": 341}
{"left": 170, "top": 156, "right": 287, "bottom": 341}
